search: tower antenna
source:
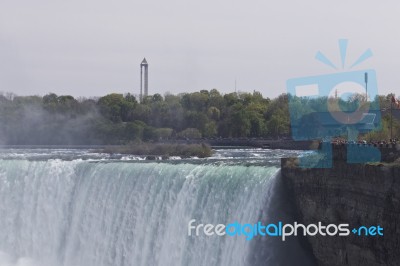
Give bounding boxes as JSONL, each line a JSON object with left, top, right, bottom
{"left": 364, "top": 72, "right": 368, "bottom": 101}
{"left": 235, "top": 78, "right": 237, "bottom": 93}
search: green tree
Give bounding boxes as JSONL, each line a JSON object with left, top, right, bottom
{"left": 178, "top": 128, "right": 202, "bottom": 139}
{"left": 207, "top": 106, "right": 220, "bottom": 120}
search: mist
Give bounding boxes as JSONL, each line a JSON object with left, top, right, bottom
{"left": 0, "top": 93, "right": 102, "bottom": 145}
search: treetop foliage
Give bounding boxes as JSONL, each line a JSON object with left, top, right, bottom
{"left": 0, "top": 90, "right": 397, "bottom": 145}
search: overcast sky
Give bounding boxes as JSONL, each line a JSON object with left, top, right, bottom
{"left": 1, "top": 0, "right": 400, "bottom": 98}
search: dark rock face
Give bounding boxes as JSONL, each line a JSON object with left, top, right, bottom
{"left": 281, "top": 149, "right": 400, "bottom": 266}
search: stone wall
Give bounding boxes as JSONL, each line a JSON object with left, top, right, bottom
{"left": 281, "top": 147, "right": 400, "bottom": 266}
{"left": 327, "top": 144, "right": 400, "bottom": 163}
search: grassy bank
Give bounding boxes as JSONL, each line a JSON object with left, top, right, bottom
{"left": 101, "top": 143, "right": 213, "bottom": 158}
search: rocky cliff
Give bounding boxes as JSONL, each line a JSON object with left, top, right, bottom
{"left": 281, "top": 145, "right": 400, "bottom": 266}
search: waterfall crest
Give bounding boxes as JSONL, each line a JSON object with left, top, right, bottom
{"left": 0, "top": 160, "right": 280, "bottom": 266}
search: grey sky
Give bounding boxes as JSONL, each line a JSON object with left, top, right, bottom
{"left": 1, "top": 0, "right": 400, "bottom": 98}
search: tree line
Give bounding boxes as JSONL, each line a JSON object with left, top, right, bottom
{"left": 0, "top": 90, "right": 398, "bottom": 145}
{"left": 0, "top": 90, "right": 289, "bottom": 145}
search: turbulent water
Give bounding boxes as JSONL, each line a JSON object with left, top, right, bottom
{"left": 0, "top": 148, "right": 313, "bottom": 266}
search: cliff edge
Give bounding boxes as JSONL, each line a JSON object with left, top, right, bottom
{"left": 281, "top": 145, "right": 400, "bottom": 266}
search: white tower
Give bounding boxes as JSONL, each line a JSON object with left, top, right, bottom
{"left": 140, "top": 58, "right": 148, "bottom": 102}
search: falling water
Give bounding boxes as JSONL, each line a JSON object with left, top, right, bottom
{"left": 0, "top": 149, "right": 314, "bottom": 266}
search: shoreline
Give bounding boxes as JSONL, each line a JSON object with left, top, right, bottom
{"left": 99, "top": 143, "right": 213, "bottom": 158}
{"left": 0, "top": 138, "right": 318, "bottom": 151}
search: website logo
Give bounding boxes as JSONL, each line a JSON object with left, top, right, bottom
{"left": 286, "top": 39, "right": 382, "bottom": 168}
{"left": 188, "top": 220, "right": 384, "bottom": 241}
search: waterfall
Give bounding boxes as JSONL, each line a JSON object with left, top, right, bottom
{"left": 0, "top": 159, "right": 311, "bottom": 266}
